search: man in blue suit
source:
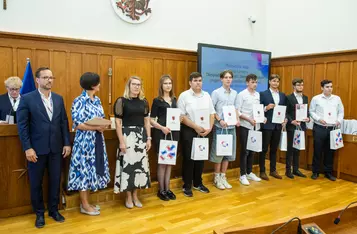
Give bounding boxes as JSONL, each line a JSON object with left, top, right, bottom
{"left": 0, "top": 76, "right": 22, "bottom": 123}
{"left": 17, "top": 67, "right": 71, "bottom": 228}
{"left": 259, "top": 74, "right": 287, "bottom": 180}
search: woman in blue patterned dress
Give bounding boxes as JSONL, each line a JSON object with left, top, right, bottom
{"left": 68, "top": 72, "right": 110, "bottom": 216}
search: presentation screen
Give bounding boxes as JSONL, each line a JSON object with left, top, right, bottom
{"left": 198, "top": 43, "right": 271, "bottom": 94}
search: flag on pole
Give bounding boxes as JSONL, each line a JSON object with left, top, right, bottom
{"left": 20, "top": 59, "right": 36, "bottom": 95}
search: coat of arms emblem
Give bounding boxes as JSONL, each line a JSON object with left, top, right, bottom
{"left": 111, "top": 0, "right": 152, "bottom": 24}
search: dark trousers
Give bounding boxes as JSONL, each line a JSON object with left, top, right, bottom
{"left": 239, "top": 126, "right": 253, "bottom": 176}
{"left": 181, "top": 125, "right": 204, "bottom": 189}
{"left": 28, "top": 152, "right": 62, "bottom": 215}
{"left": 312, "top": 124, "right": 335, "bottom": 174}
{"left": 286, "top": 129, "right": 301, "bottom": 172}
{"left": 259, "top": 128, "right": 281, "bottom": 172}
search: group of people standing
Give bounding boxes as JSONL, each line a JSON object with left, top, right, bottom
{"left": 0, "top": 67, "right": 344, "bottom": 229}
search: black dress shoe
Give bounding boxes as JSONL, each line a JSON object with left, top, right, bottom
{"left": 157, "top": 190, "right": 170, "bottom": 201}
{"left": 285, "top": 172, "right": 294, "bottom": 179}
{"left": 193, "top": 184, "right": 210, "bottom": 193}
{"left": 293, "top": 170, "right": 307, "bottom": 178}
{"left": 35, "top": 215, "right": 45, "bottom": 228}
{"left": 49, "top": 211, "right": 65, "bottom": 223}
{"left": 166, "top": 190, "right": 176, "bottom": 200}
{"left": 182, "top": 188, "right": 193, "bottom": 197}
{"left": 311, "top": 173, "right": 319, "bottom": 180}
{"left": 325, "top": 173, "right": 336, "bottom": 181}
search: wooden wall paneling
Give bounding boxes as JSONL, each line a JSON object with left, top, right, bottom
{"left": 34, "top": 50, "right": 50, "bottom": 72}
{"left": 98, "top": 54, "right": 112, "bottom": 117}
{"left": 82, "top": 53, "right": 98, "bottom": 73}
{"left": 7, "top": 137, "right": 32, "bottom": 210}
{"left": 326, "top": 62, "right": 338, "bottom": 88}
{"left": 313, "top": 64, "right": 325, "bottom": 94}
{"left": 17, "top": 48, "right": 32, "bottom": 79}
{"left": 186, "top": 61, "right": 198, "bottom": 90}
{"left": 337, "top": 62, "right": 351, "bottom": 118}
{"left": 164, "top": 59, "right": 186, "bottom": 97}
{"left": 282, "top": 66, "right": 293, "bottom": 92}
{"left": 302, "top": 64, "right": 314, "bottom": 100}
{"left": 0, "top": 46, "right": 13, "bottom": 94}
{"left": 67, "top": 53, "right": 83, "bottom": 128}
{"left": 112, "top": 57, "right": 154, "bottom": 106}
{"left": 292, "top": 65, "right": 303, "bottom": 78}
{"left": 51, "top": 51, "right": 67, "bottom": 98}
{"left": 152, "top": 59, "right": 163, "bottom": 98}
{"left": 351, "top": 61, "right": 357, "bottom": 119}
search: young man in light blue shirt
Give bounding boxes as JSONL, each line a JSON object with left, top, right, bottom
{"left": 210, "top": 70, "right": 240, "bottom": 189}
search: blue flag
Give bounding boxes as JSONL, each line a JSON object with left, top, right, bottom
{"left": 20, "top": 61, "right": 36, "bottom": 95}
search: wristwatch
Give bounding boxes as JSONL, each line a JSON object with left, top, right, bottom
{"left": 147, "top": 137, "right": 152, "bottom": 140}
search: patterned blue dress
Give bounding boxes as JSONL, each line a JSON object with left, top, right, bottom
{"left": 67, "top": 91, "right": 110, "bottom": 191}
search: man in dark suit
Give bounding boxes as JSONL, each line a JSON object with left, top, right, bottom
{"left": 0, "top": 76, "right": 22, "bottom": 123}
{"left": 17, "top": 67, "right": 71, "bottom": 228}
{"left": 285, "top": 78, "right": 310, "bottom": 179}
{"left": 259, "top": 74, "right": 287, "bottom": 180}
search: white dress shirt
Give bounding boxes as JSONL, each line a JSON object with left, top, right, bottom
{"left": 38, "top": 89, "right": 53, "bottom": 121}
{"left": 270, "top": 88, "right": 280, "bottom": 104}
{"left": 8, "top": 93, "right": 20, "bottom": 111}
{"left": 177, "top": 88, "right": 216, "bottom": 122}
{"left": 309, "top": 93, "right": 344, "bottom": 127}
{"left": 237, "top": 88, "right": 261, "bottom": 130}
{"left": 294, "top": 92, "right": 303, "bottom": 105}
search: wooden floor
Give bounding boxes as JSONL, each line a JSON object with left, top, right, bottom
{"left": 1, "top": 162, "right": 357, "bottom": 234}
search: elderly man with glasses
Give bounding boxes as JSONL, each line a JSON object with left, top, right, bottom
{"left": 0, "top": 76, "right": 22, "bottom": 124}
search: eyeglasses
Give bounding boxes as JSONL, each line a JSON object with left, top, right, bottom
{"left": 7, "top": 87, "right": 20, "bottom": 92}
{"left": 40, "top": 76, "right": 56, "bottom": 81}
{"left": 131, "top": 83, "right": 141, "bottom": 87}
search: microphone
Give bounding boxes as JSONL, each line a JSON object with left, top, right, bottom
{"left": 271, "top": 217, "right": 302, "bottom": 234}
{"left": 334, "top": 201, "right": 357, "bottom": 224}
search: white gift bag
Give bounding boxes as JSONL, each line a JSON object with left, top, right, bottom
{"left": 293, "top": 126, "right": 305, "bottom": 150}
{"left": 272, "top": 105, "right": 287, "bottom": 124}
{"left": 279, "top": 128, "right": 287, "bottom": 151}
{"left": 191, "top": 136, "right": 209, "bottom": 160}
{"left": 158, "top": 133, "right": 178, "bottom": 165}
{"left": 253, "top": 104, "right": 265, "bottom": 123}
{"left": 166, "top": 108, "right": 181, "bottom": 131}
{"left": 216, "top": 128, "right": 233, "bottom": 156}
{"left": 330, "top": 128, "right": 344, "bottom": 150}
{"left": 194, "top": 109, "right": 210, "bottom": 129}
{"left": 246, "top": 127, "right": 262, "bottom": 152}
{"left": 295, "top": 104, "right": 308, "bottom": 121}
{"left": 324, "top": 107, "right": 337, "bottom": 125}
{"left": 222, "top": 105, "right": 237, "bottom": 126}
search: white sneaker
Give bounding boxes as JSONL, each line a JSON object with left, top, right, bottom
{"left": 221, "top": 174, "right": 232, "bottom": 189}
{"left": 214, "top": 175, "right": 225, "bottom": 190}
{"left": 247, "top": 172, "right": 262, "bottom": 182}
{"left": 239, "top": 175, "right": 250, "bottom": 186}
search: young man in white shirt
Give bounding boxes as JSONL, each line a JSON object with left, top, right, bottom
{"left": 210, "top": 70, "right": 240, "bottom": 190}
{"left": 177, "top": 72, "right": 215, "bottom": 197}
{"left": 309, "top": 79, "right": 344, "bottom": 181}
{"left": 237, "top": 74, "right": 262, "bottom": 186}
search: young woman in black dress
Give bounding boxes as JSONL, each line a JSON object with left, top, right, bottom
{"left": 150, "top": 75, "right": 180, "bottom": 201}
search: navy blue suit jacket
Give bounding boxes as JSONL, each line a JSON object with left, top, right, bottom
{"left": 0, "top": 93, "right": 13, "bottom": 121}
{"left": 17, "top": 90, "right": 70, "bottom": 155}
{"left": 260, "top": 89, "right": 287, "bottom": 130}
